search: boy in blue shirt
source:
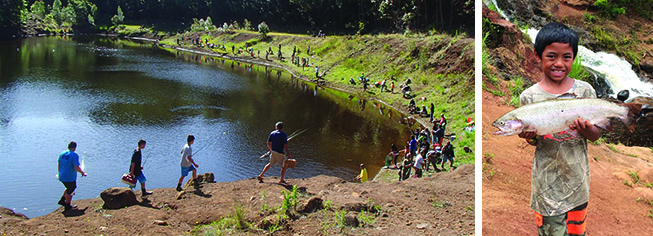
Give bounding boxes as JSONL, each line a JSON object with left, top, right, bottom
{"left": 57, "top": 141, "right": 87, "bottom": 211}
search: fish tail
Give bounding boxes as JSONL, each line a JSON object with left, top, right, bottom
{"left": 618, "top": 103, "right": 642, "bottom": 132}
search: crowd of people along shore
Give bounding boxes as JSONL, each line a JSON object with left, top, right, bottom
{"left": 355, "top": 106, "right": 475, "bottom": 183}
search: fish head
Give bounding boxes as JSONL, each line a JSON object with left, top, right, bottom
{"left": 492, "top": 116, "right": 524, "bottom": 136}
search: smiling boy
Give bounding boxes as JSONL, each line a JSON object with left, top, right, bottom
{"left": 518, "top": 22, "right": 601, "bottom": 236}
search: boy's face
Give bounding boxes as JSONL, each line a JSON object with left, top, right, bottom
{"left": 539, "top": 42, "right": 574, "bottom": 82}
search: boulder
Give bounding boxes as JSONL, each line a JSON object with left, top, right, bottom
{"left": 100, "top": 187, "right": 139, "bottom": 209}
{"left": 344, "top": 212, "right": 359, "bottom": 227}
{"left": 341, "top": 202, "right": 369, "bottom": 212}
{"left": 203, "top": 173, "right": 215, "bottom": 183}
{"left": 561, "top": 0, "right": 595, "bottom": 7}
{"left": 297, "top": 197, "right": 323, "bottom": 213}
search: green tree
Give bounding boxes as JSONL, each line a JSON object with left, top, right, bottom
{"left": 111, "top": 6, "right": 124, "bottom": 26}
{"left": 258, "top": 21, "right": 270, "bottom": 39}
{"left": 30, "top": 1, "right": 46, "bottom": 19}
{"left": 51, "top": 0, "right": 63, "bottom": 25}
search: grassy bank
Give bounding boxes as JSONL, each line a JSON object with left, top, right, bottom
{"left": 126, "top": 26, "right": 475, "bottom": 165}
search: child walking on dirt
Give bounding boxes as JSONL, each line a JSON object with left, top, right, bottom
{"left": 177, "top": 135, "right": 199, "bottom": 191}
{"left": 518, "top": 22, "right": 600, "bottom": 236}
{"left": 130, "top": 139, "right": 152, "bottom": 196}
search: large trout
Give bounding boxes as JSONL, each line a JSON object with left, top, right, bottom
{"left": 492, "top": 98, "right": 641, "bottom": 136}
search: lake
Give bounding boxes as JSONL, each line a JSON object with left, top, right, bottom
{"left": 0, "top": 36, "right": 411, "bottom": 217}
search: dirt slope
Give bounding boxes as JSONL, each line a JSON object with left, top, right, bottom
{"left": 1, "top": 165, "right": 474, "bottom": 235}
{"left": 482, "top": 91, "right": 653, "bottom": 235}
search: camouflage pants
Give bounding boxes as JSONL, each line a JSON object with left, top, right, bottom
{"left": 535, "top": 202, "right": 588, "bottom": 236}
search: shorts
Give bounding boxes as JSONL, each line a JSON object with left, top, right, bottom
{"left": 442, "top": 154, "right": 454, "bottom": 163}
{"left": 269, "top": 151, "right": 286, "bottom": 167}
{"left": 135, "top": 173, "right": 147, "bottom": 183}
{"left": 535, "top": 202, "right": 588, "bottom": 236}
{"left": 181, "top": 165, "right": 196, "bottom": 177}
{"left": 61, "top": 181, "right": 76, "bottom": 195}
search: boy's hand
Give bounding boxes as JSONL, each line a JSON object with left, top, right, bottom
{"left": 518, "top": 130, "right": 537, "bottom": 139}
{"left": 194, "top": 163, "right": 199, "bottom": 168}
{"left": 519, "top": 130, "right": 537, "bottom": 145}
{"left": 569, "top": 117, "right": 601, "bottom": 141}
{"left": 569, "top": 117, "right": 591, "bottom": 131}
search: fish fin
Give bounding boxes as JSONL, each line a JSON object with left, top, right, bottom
{"left": 556, "top": 93, "right": 577, "bottom": 99}
{"left": 617, "top": 103, "right": 642, "bottom": 132}
{"left": 593, "top": 119, "right": 613, "bottom": 132}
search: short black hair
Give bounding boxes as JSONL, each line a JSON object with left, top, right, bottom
{"left": 534, "top": 22, "right": 579, "bottom": 59}
{"left": 187, "top": 134, "right": 195, "bottom": 143}
{"left": 138, "top": 139, "right": 146, "bottom": 146}
{"left": 275, "top": 121, "right": 284, "bottom": 130}
{"left": 68, "top": 141, "right": 77, "bottom": 149}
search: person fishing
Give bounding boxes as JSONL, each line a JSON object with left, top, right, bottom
{"left": 257, "top": 121, "right": 293, "bottom": 184}
{"left": 177, "top": 135, "right": 199, "bottom": 191}
{"left": 517, "top": 22, "right": 600, "bottom": 236}
{"left": 129, "top": 139, "right": 152, "bottom": 197}
{"left": 57, "top": 141, "right": 87, "bottom": 212}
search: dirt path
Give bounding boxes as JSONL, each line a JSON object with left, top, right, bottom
{"left": 1, "top": 165, "right": 474, "bottom": 235}
{"left": 482, "top": 91, "right": 653, "bottom": 235}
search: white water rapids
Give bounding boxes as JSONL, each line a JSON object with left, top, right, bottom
{"left": 485, "top": 0, "right": 653, "bottom": 99}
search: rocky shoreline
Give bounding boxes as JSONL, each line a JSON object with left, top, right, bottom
{"left": 1, "top": 166, "right": 474, "bottom": 235}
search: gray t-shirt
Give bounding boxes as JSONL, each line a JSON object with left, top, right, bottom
{"left": 180, "top": 144, "right": 193, "bottom": 167}
{"left": 519, "top": 79, "right": 596, "bottom": 216}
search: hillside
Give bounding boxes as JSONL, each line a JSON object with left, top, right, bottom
{"left": 143, "top": 28, "right": 476, "bottom": 163}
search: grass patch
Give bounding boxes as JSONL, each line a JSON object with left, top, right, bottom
{"left": 194, "top": 204, "right": 250, "bottom": 235}
{"left": 628, "top": 171, "right": 640, "bottom": 184}
{"left": 508, "top": 76, "right": 525, "bottom": 107}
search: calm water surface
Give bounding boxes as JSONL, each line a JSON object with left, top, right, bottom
{"left": 0, "top": 37, "right": 410, "bottom": 217}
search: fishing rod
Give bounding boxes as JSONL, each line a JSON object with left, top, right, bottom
{"left": 258, "top": 128, "right": 308, "bottom": 159}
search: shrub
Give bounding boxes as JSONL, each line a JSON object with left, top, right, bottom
{"left": 258, "top": 21, "right": 270, "bottom": 39}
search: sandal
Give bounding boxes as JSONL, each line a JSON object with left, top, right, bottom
{"left": 257, "top": 176, "right": 264, "bottom": 183}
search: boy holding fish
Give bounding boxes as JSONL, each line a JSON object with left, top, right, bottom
{"left": 514, "top": 22, "right": 599, "bottom": 236}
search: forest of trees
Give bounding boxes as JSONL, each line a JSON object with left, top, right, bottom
{"left": 1, "top": 0, "right": 474, "bottom": 37}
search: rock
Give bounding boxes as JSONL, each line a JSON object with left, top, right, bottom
{"left": 153, "top": 220, "right": 168, "bottom": 226}
{"left": 561, "top": 0, "right": 595, "bottom": 7}
{"left": 417, "top": 223, "right": 430, "bottom": 229}
{"left": 494, "top": 0, "right": 547, "bottom": 28}
{"left": 344, "top": 212, "right": 359, "bottom": 227}
{"left": 297, "top": 197, "right": 323, "bottom": 213}
{"left": 203, "top": 172, "right": 215, "bottom": 183}
{"left": 341, "top": 202, "right": 369, "bottom": 212}
{"left": 463, "top": 146, "right": 473, "bottom": 153}
{"left": 100, "top": 187, "right": 139, "bottom": 209}
{"left": 385, "top": 203, "right": 394, "bottom": 208}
